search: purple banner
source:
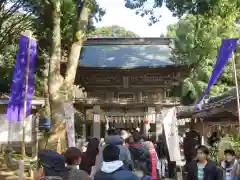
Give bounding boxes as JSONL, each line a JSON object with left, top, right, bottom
{"left": 197, "top": 38, "right": 239, "bottom": 109}
{"left": 6, "top": 35, "right": 37, "bottom": 121}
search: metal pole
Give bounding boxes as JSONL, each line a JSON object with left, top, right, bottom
{"left": 231, "top": 52, "right": 240, "bottom": 134}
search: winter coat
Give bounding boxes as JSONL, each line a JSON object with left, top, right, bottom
{"left": 186, "top": 160, "right": 223, "bottom": 180}
{"left": 183, "top": 131, "right": 201, "bottom": 162}
{"left": 94, "top": 160, "right": 138, "bottom": 180}
{"left": 65, "top": 165, "right": 91, "bottom": 180}
{"left": 221, "top": 159, "right": 239, "bottom": 180}
{"left": 156, "top": 139, "right": 168, "bottom": 159}
{"left": 97, "top": 135, "right": 133, "bottom": 170}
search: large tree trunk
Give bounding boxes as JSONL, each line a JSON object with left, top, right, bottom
{"left": 38, "top": 54, "right": 51, "bottom": 150}
{"left": 48, "top": 0, "right": 66, "bottom": 152}
{"left": 65, "top": 4, "right": 89, "bottom": 86}
{"left": 47, "top": 0, "right": 89, "bottom": 152}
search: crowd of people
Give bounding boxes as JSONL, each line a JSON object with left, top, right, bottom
{"left": 34, "top": 127, "right": 240, "bottom": 180}
{"left": 183, "top": 126, "right": 240, "bottom": 180}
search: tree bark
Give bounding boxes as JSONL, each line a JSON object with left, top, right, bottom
{"left": 38, "top": 52, "right": 52, "bottom": 150}
{"left": 47, "top": 0, "right": 90, "bottom": 152}
{"left": 65, "top": 5, "right": 89, "bottom": 87}
{"left": 48, "top": 0, "right": 66, "bottom": 152}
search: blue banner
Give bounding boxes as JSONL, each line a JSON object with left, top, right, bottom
{"left": 197, "top": 38, "right": 239, "bottom": 109}
{"left": 6, "top": 35, "right": 37, "bottom": 121}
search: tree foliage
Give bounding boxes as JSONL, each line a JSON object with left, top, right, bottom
{"left": 89, "top": 25, "right": 139, "bottom": 37}
{"left": 0, "top": 0, "right": 33, "bottom": 47}
{"left": 125, "top": 0, "right": 240, "bottom": 23}
{"left": 24, "top": 0, "right": 104, "bottom": 54}
{"left": 125, "top": 0, "right": 240, "bottom": 103}
{"left": 0, "top": 0, "right": 105, "bottom": 97}
{"left": 0, "top": 0, "right": 34, "bottom": 94}
{"left": 167, "top": 14, "right": 240, "bottom": 101}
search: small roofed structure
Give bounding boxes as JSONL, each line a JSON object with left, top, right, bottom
{"left": 177, "top": 88, "right": 239, "bottom": 135}
{"left": 177, "top": 88, "right": 238, "bottom": 120}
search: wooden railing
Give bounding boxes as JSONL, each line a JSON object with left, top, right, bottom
{"left": 75, "top": 97, "right": 180, "bottom": 104}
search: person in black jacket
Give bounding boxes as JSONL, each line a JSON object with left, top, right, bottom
{"left": 80, "top": 137, "right": 99, "bottom": 174}
{"left": 156, "top": 134, "right": 168, "bottom": 178}
{"left": 186, "top": 145, "right": 223, "bottom": 180}
{"left": 183, "top": 124, "right": 201, "bottom": 165}
{"left": 208, "top": 132, "right": 220, "bottom": 147}
{"left": 156, "top": 132, "right": 177, "bottom": 179}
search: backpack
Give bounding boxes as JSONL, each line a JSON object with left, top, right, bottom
{"left": 129, "top": 146, "right": 145, "bottom": 162}
{"left": 129, "top": 145, "right": 151, "bottom": 175}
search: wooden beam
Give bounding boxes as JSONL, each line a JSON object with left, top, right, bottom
{"left": 84, "top": 37, "right": 174, "bottom": 46}
{"left": 77, "top": 65, "right": 191, "bottom": 72}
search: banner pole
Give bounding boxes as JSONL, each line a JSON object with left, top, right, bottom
{"left": 18, "top": 30, "right": 32, "bottom": 180}
{"left": 22, "top": 30, "right": 32, "bottom": 156}
{"left": 231, "top": 52, "right": 240, "bottom": 134}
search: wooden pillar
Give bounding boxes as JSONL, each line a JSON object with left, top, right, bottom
{"left": 144, "top": 113, "right": 149, "bottom": 136}
{"left": 93, "top": 105, "right": 101, "bottom": 138}
{"left": 105, "top": 114, "right": 109, "bottom": 137}
{"left": 82, "top": 109, "right": 86, "bottom": 142}
{"left": 144, "top": 107, "right": 155, "bottom": 137}
{"left": 199, "top": 118, "right": 205, "bottom": 145}
{"left": 155, "top": 106, "right": 163, "bottom": 142}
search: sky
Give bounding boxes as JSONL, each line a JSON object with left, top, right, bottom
{"left": 95, "top": 0, "right": 179, "bottom": 37}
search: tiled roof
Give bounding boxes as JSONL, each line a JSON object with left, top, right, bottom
{"left": 80, "top": 44, "right": 173, "bottom": 68}
{"left": 177, "top": 88, "right": 238, "bottom": 119}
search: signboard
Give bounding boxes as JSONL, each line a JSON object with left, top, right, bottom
{"left": 63, "top": 103, "right": 76, "bottom": 147}
{"left": 93, "top": 113, "right": 100, "bottom": 123}
{"left": 162, "top": 107, "right": 181, "bottom": 162}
